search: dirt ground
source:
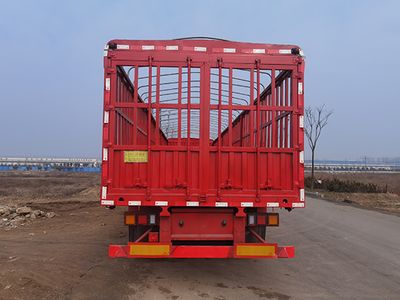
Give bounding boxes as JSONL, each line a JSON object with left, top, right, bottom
{"left": 309, "top": 172, "right": 400, "bottom": 215}
{"left": 1, "top": 171, "right": 400, "bottom": 299}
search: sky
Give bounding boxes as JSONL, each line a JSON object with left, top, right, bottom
{"left": 0, "top": 0, "right": 399, "bottom": 160}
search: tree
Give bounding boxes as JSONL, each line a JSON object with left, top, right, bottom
{"left": 305, "top": 105, "right": 333, "bottom": 189}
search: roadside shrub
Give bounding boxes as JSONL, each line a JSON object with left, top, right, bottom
{"left": 305, "top": 177, "right": 386, "bottom": 193}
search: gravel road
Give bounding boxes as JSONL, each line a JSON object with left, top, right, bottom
{"left": 0, "top": 196, "right": 399, "bottom": 299}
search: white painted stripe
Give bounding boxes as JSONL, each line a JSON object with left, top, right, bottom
{"left": 299, "top": 115, "right": 304, "bottom": 128}
{"left": 215, "top": 202, "right": 228, "bottom": 207}
{"left": 186, "top": 201, "right": 199, "bottom": 207}
{"left": 299, "top": 151, "right": 304, "bottom": 164}
{"left": 117, "top": 44, "right": 129, "bottom": 50}
{"left": 101, "top": 186, "right": 107, "bottom": 199}
{"left": 299, "top": 49, "right": 304, "bottom": 56}
{"left": 166, "top": 45, "right": 178, "bottom": 50}
{"left": 253, "top": 49, "right": 265, "bottom": 54}
{"left": 142, "top": 45, "right": 155, "bottom": 50}
{"left": 298, "top": 82, "right": 303, "bottom": 94}
{"left": 267, "top": 202, "right": 279, "bottom": 208}
{"left": 300, "top": 189, "right": 305, "bottom": 201}
{"left": 103, "top": 50, "right": 108, "bottom": 57}
{"left": 103, "top": 148, "right": 108, "bottom": 161}
{"left": 128, "top": 201, "right": 141, "bottom": 206}
{"left": 241, "top": 202, "right": 253, "bottom": 207}
{"left": 155, "top": 201, "right": 168, "bottom": 206}
{"left": 292, "top": 202, "right": 305, "bottom": 208}
{"left": 279, "top": 49, "right": 292, "bottom": 54}
{"left": 223, "top": 48, "right": 236, "bottom": 53}
{"left": 101, "top": 200, "right": 114, "bottom": 206}
{"left": 194, "top": 46, "right": 207, "bottom": 52}
{"left": 105, "top": 78, "right": 110, "bottom": 91}
{"left": 104, "top": 111, "right": 109, "bottom": 124}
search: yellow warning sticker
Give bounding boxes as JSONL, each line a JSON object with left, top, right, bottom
{"left": 124, "top": 151, "right": 148, "bottom": 163}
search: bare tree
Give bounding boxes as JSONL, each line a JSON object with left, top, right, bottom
{"left": 305, "top": 105, "right": 333, "bottom": 189}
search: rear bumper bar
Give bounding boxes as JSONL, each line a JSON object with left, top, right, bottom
{"left": 109, "top": 243, "right": 295, "bottom": 259}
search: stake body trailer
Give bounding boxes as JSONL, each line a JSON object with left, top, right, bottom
{"left": 101, "top": 38, "right": 305, "bottom": 259}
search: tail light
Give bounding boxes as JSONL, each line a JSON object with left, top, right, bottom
{"left": 267, "top": 213, "right": 279, "bottom": 226}
{"left": 124, "top": 213, "right": 135, "bottom": 225}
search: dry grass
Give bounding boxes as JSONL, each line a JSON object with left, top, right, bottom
{"left": 309, "top": 172, "right": 400, "bottom": 215}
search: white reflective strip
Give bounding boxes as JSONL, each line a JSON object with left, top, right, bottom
{"left": 142, "top": 45, "right": 155, "bottom": 50}
{"left": 101, "top": 200, "right": 114, "bottom": 206}
{"left": 241, "top": 202, "right": 253, "bottom": 207}
{"left": 104, "top": 44, "right": 109, "bottom": 50}
{"left": 166, "top": 45, "right": 178, "bottom": 50}
{"left": 223, "top": 48, "right": 236, "bottom": 53}
{"left": 253, "top": 49, "right": 265, "bottom": 54}
{"left": 298, "top": 82, "right": 303, "bottom": 94}
{"left": 299, "top": 115, "right": 304, "bottom": 128}
{"left": 105, "top": 78, "right": 110, "bottom": 91}
{"left": 215, "top": 202, "right": 228, "bottom": 207}
{"left": 103, "top": 50, "right": 108, "bottom": 57}
{"left": 186, "top": 201, "right": 199, "bottom": 207}
{"left": 104, "top": 111, "right": 109, "bottom": 124}
{"left": 155, "top": 201, "right": 168, "bottom": 206}
{"left": 267, "top": 202, "right": 279, "bottom": 208}
{"left": 117, "top": 44, "right": 129, "bottom": 50}
{"left": 279, "top": 49, "right": 292, "bottom": 54}
{"left": 299, "top": 151, "right": 304, "bottom": 164}
{"left": 292, "top": 202, "right": 305, "bottom": 208}
{"left": 299, "top": 49, "right": 304, "bottom": 56}
{"left": 101, "top": 186, "right": 107, "bottom": 199}
{"left": 103, "top": 148, "right": 108, "bottom": 161}
{"left": 194, "top": 46, "right": 207, "bottom": 52}
{"left": 300, "top": 189, "right": 305, "bottom": 201}
{"left": 128, "top": 201, "right": 141, "bottom": 206}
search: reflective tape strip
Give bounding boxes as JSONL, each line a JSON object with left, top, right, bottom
{"left": 186, "top": 201, "right": 199, "bottom": 207}
{"left": 223, "top": 48, "right": 236, "bottom": 53}
{"left": 298, "top": 82, "right": 303, "bottom": 94}
{"left": 299, "top": 115, "right": 304, "bottom": 128}
{"left": 166, "top": 45, "right": 178, "bottom": 50}
{"left": 215, "top": 202, "right": 228, "bottom": 207}
{"left": 117, "top": 44, "right": 129, "bottom": 50}
{"left": 253, "top": 49, "right": 265, "bottom": 54}
{"left": 104, "top": 111, "right": 109, "bottom": 124}
{"left": 103, "top": 50, "right": 108, "bottom": 57}
{"left": 299, "top": 151, "right": 304, "bottom": 164}
{"left": 300, "top": 189, "right": 305, "bottom": 201}
{"left": 105, "top": 78, "right": 110, "bottom": 91}
{"left": 292, "top": 202, "right": 305, "bottom": 208}
{"left": 128, "top": 201, "right": 141, "bottom": 206}
{"left": 142, "top": 45, "right": 155, "bottom": 50}
{"left": 103, "top": 148, "right": 108, "bottom": 161}
{"left": 101, "top": 186, "right": 107, "bottom": 199}
{"left": 236, "top": 245, "right": 276, "bottom": 257}
{"left": 101, "top": 200, "right": 114, "bottom": 206}
{"left": 279, "top": 49, "right": 292, "bottom": 54}
{"left": 241, "top": 202, "right": 253, "bottom": 207}
{"left": 267, "top": 202, "right": 279, "bottom": 208}
{"left": 130, "top": 244, "right": 170, "bottom": 256}
{"left": 155, "top": 201, "right": 168, "bottom": 206}
{"left": 194, "top": 46, "right": 207, "bottom": 52}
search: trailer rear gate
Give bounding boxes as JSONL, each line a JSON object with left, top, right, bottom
{"left": 101, "top": 39, "right": 305, "bottom": 258}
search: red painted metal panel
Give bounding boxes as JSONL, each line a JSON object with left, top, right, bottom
{"left": 108, "top": 244, "right": 295, "bottom": 259}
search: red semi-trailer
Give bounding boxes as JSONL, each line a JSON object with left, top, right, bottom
{"left": 101, "top": 38, "right": 305, "bottom": 258}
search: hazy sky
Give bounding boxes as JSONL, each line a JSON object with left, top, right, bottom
{"left": 0, "top": 0, "right": 399, "bottom": 160}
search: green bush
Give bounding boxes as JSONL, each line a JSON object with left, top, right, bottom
{"left": 305, "top": 177, "right": 386, "bottom": 193}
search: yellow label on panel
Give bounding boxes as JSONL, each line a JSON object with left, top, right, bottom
{"left": 124, "top": 151, "right": 148, "bottom": 163}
